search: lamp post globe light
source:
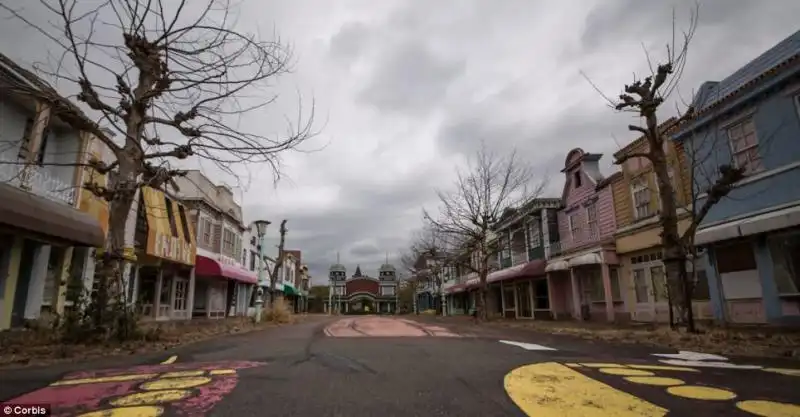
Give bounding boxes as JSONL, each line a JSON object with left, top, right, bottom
{"left": 254, "top": 219, "right": 271, "bottom": 323}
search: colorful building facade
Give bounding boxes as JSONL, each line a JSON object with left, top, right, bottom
{"left": 610, "top": 120, "right": 713, "bottom": 323}
{"left": 545, "top": 148, "right": 622, "bottom": 322}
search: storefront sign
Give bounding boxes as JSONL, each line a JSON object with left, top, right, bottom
{"left": 154, "top": 232, "right": 194, "bottom": 265}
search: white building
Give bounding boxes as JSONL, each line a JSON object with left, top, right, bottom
{"left": 173, "top": 171, "right": 256, "bottom": 318}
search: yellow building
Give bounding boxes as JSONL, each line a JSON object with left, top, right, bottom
{"left": 131, "top": 186, "right": 197, "bottom": 321}
{"left": 0, "top": 54, "right": 106, "bottom": 330}
{"left": 610, "top": 119, "right": 713, "bottom": 322}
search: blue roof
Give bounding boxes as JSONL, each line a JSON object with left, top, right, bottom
{"left": 692, "top": 29, "right": 800, "bottom": 112}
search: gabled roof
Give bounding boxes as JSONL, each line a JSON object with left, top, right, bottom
{"left": 673, "top": 29, "right": 800, "bottom": 142}
{"left": 692, "top": 29, "right": 800, "bottom": 114}
{"left": 613, "top": 117, "right": 679, "bottom": 161}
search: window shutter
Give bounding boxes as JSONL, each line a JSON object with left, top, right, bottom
{"left": 212, "top": 223, "right": 222, "bottom": 253}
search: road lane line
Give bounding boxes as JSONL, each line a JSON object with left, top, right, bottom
{"left": 504, "top": 362, "right": 667, "bottom": 417}
{"left": 161, "top": 355, "right": 178, "bottom": 364}
{"left": 499, "top": 340, "right": 557, "bottom": 351}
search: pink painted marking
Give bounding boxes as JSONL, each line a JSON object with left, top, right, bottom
{"left": 6, "top": 361, "right": 266, "bottom": 417}
{"left": 324, "top": 317, "right": 460, "bottom": 337}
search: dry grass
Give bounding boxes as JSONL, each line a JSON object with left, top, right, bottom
{"left": 263, "top": 298, "right": 293, "bottom": 324}
{"left": 420, "top": 309, "right": 438, "bottom": 316}
{"left": 0, "top": 314, "right": 308, "bottom": 369}
{"left": 493, "top": 319, "right": 800, "bottom": 359}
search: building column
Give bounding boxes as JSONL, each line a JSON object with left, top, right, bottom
{"left": 752, "top": 237, "right": 783, "bottom": 323}
{"left": 54, "top": 247, "right": 74, "bottom": 315}
{"left": 703, "top": 246, "right": 727, "bottom": 323}
{"left": 546, "top": 273, "right": 557, "bottom": 319}
{"left": 0, "top": 237, "right": 24, "bottom": 330}
{"left": 569, "top": 268, "right": 582, "bottom": 320}
{"left": 154, "top": 268, "right": 163, "bottom": 319}
{"left": 24, "top": 244, "right": 51, "bottom": 320}
{"left": 601, "top": 264, "right": 615, "bottom": 322}
{"left": 81, "top": 249, "right": 97, "bottom": 297}
{"left": 128, "top": 264, "right": 140, "bottom": 307}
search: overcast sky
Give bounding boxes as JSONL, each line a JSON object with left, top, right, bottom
{"left": 2, "top": 0, "right": 799, "bottom": 285}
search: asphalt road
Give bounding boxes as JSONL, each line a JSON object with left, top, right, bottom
{"left": 1, "top": 315, "right": 799, "bottom": 417}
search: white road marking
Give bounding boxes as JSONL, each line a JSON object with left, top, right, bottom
{"left": 161, "top": 355, "right": 178, "bottom": 364}
{"left": 657, "top": 359, "right": 762, "bottom": 369}
{"left": 652, "top": 351, "right": 728, "bottom": 361}
{"left": 652, "top": 350, "right": 762, "bottom": 370}
{"left": 499, "top": 340, "right": 557, "bottom": 351}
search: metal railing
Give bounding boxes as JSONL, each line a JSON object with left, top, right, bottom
{"left": 0, "top": 163, "right": 76, "bottom": 205}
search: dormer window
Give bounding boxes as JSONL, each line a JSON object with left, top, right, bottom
{"left": 573, "top": 171, "right": 582, "bottom": 188}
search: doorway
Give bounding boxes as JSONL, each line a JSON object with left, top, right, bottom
{"left": 11, "top": 239, "right": 38, "bottom": 327}
{"left": 502, "top": 284, "right": 516, "bottom": 318}
{"left": 516, "top": 281, "right": 533, "bottom": 318}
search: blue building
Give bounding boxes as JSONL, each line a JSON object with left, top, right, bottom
{"left": 673, "top": 29, "right": 800, "bottom": 325}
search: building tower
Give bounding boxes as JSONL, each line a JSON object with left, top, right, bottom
{"left": 379, "top": 256, "right": 398, "bottom": 313}
{"left": 328, "top": 254, "right": 346, "bottom": 314}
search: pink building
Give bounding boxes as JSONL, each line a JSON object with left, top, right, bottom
{"left": 545, "top": 148, "right": 624, "bottom": 322}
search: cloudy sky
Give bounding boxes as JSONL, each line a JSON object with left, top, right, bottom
{"left": 2, "top": 0, "right": 799, "bottom": 285}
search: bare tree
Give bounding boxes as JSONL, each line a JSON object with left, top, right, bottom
{"left": 264, "top": 220, "right": 288, "bottom": 307}
{"left": 0, "top": 0, "right": 314, "bottom": 338}
{"left": 600, "top": 6, "right": 747, "bottom": 332}
{"left": 399, "top": 249, "right": 422, "bottom": 313}
{"left": 424, "top": 143, "right": 545, "bottom": 321}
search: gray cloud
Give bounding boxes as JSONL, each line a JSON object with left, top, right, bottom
{"left": 3, "top": 0, "right": 798, "bottom": 288}
{"left": 357, "top": 40, "right": 466, "bottom": 114}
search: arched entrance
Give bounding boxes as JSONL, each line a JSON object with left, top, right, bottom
{"left": 347, "top": 293, "right": 376, "bottom": 314}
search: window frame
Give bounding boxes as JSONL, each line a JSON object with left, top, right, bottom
{"left": 586, "top": 203, "right": 598, "bottom": 238}
{"left": 630, "top": 175, "right": 651, "bottom": 220}
{"left": 163, "top": 196, "right": 179, "bottom": 237}
{"left": 568, "top": 213, "right": 579, "bottom": 239}
{"left": 527, "top": 220, "right": 541, "bottom": 249}
{"left": 726, "top": 116, "right": 762, "bottom": 174}
{"left": 573, "top": 170, "right": 582, "bottom": 188}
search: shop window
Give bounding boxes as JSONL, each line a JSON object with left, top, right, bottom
{"left": 633, "top": 269, "right": 649, "bottom": 303}
{"left": 650, "top": 265, "right": 668, "bottom": 302}
{"left": 609, "top": 267, "right": 622, "bottom": 301}
{"left": 768, "top": 233, "right": 800, "bottom": 295}
{"left": 584, "top": 269, "right": 605, "bottom": 302}
{"left": 716, "top": 241, "right": 756, "bottom": 274}
{"left": 177, "top": 205, "right": 192, "bottom": 243}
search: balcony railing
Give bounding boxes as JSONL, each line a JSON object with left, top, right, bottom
{"left": 0, "top": 163, "right": 76, "bottom": 205}
{"left": 548, "top": 241, "right": 563, "bottom": 257}
{"left": 511, "top": 250, "right": 528, "bottom": 266}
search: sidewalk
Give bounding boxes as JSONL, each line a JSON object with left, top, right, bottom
{"left": 410, "top": 314, "right": 800, "bottom": 362}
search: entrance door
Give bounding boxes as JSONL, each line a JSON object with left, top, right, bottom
{"left": 172, "top": 278, "right": 189, "bottom": 319}
{"left": 502, "top": 284, "right": 516, "bottom": 318}
{"left": 516, "top": 281, "right": 533, "bottom": 318}
{"left": 158, "top": 275, "right": 171, "bottom": 319}
{"left": 11, "top": 239, "right": 38, "bottom": 327}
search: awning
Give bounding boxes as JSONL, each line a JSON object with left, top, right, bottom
{"left": 283, "top": 283, "right": 299, "bottom": 296}
{"left": 695, "top": 204, "right": 800, "bottom": 246}
{"left": 445, "top": 283, "right": 467, "bottom": 294}
{"left": 568, "top": 253, "right": 603, "bottom": 267}
{"left": 0, "top": 182, "right": 104, "bottom": 247}
{"left": 545, "top": 260, "right": 569, "bottom": 272}
{"left": 195, "top": 255, "right": 258, "bottom": 284}
{"left": 487, "top": 259, "right": 547, "bottom": 283}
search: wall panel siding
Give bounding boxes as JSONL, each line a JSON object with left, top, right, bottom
{"left": 611, "top": 175, "right": 632, "bottom": 228}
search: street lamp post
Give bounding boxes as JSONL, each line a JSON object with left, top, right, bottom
{"left": 253, "top": 219, "right": 271, "bottom": 323}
